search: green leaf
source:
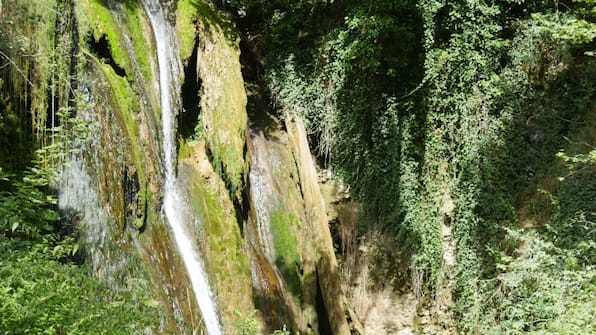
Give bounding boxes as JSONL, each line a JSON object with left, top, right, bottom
{"left": 142, "top": 299, "right": 159, "bottom": 308}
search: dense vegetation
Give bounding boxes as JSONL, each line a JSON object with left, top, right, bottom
{"left": 1, "top": 0, "right": 594, "bottom": 333}
{"left": 225, "top": 0, "right": 595, "bottom": 333}
{"left": 0, "top": 1, "right": 158, "bottom": 334}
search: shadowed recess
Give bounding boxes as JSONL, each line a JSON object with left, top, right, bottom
{"left": 180, "top": 38, "right": 202, "bottom": 139}
{"left": 87, "top": 34, "right": 127, "bottom": 77}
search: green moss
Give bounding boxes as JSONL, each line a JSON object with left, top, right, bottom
{"left": 178, "top": 138, "right": 194, "bottom": 160}
{"left": 176, "top": 0, "right": 200, "bottom": 62}
{"left": 78, "top": 0, "right": 153, "bottom": 83}
{"left": 188, "top": 168, "right": 246, "bottom": 267}
{"left": 271, "top": 210, "right": 302, "bottom": 299}
{"left": 77, "top": 0, "right": 132, "bottom": 75}
{"left": 90, "top": 54, "right": 148, "bottom": 218}
{"left": 78, "top": 0, "right": 160, "bottom": 227}
{"left": 179, "top": 142, "right": 254, "bottom": 331}
{"left": 120, "top": 1, "right": 153, "bottom": 82}
{"left": 201, "top": 48, "right": 247, "bottom": 199}
{"left": 175, "top": 0, "right": 248, "bottom": 200}
{"left": 176, "top": 0, "right": 238, "bottom": 61}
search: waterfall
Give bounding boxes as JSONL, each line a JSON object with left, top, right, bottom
{"left": 141, "top": 1, "right": 223, "bottom": 334}
{"left": 59, "top": 156, "right": 111, "bottom": 276}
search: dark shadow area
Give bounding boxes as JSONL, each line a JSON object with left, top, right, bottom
{"left": 123, "top": 168, "right": 143, "bottom": 231}
{"left": 234, "top": 164, "right": 251, "bottom": 236}
{"left": 276, "top": 266, "right": 302, "bottom": 307}
{"left": 315, "top": 271, "right": 333, "bottom": 335}
{"left": 433, "top": 4, "right": 458, "bottom": 48}
{"left": 458, "top": 50, "right": 596, "bottom": 280}
{"left": 239, "top": 35, "right": 264, "bottom": 82}
{"left": 58, "top": 207, "right": 86, "bottom": 265}
{"left": 249, "top": 246, "right": 300, "bottom": 334}
{"left": 0, "top": 58, "right": 34, "bottom": 170}
{"left": 179, "top": 39, "right": 202, "bottom": 139}
{"left": 245, "top": 82, "right": 280, "bottom": 140}
{"left": 239, "top": 30, "right": 281, "bottom": 140}
{"left": 87, "top": 34, "right": 127, "bottom": 77}
{"left": 0, "top": 104, "right": 33, "bottom": 170}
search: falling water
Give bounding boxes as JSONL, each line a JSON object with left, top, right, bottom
{"left": 59, "top": 156, "right": 112, "bottom": 276}
{"left": 141, "top": 1, "right": 223, "bottom": 334}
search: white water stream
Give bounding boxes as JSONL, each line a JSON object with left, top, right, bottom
{"left": 141, "top": 1, "right": 223, "bottom": 334}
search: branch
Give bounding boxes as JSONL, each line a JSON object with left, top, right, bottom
{"left": 0, "top": 50, "right": 34, "bottom": 87}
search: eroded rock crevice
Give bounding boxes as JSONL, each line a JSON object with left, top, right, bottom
{"left": 179, "top": 38, "right": 201, "bottom": 139}
{"left": 87, "top": 35, "right": 127, "bottom": 77}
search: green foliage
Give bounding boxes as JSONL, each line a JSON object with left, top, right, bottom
{"left": 0, "top": 2, "right": 161, "bottom": 333}
{"left": 263, "top": 0, "right": 433, "bottom": 286}
{"left": 0, "top": 141, "right": 160, "bottom": 334}
{"left": 556, "top": 149, "right": 596, "bottom": 178}
{"left": 231, "top": 311, "right": 294, "bottom": 335}
{"left": 0, "top": 0, "right": 59, "bottom": 166}
{"left": 0, "top": 168, "right": 59, "bottom": 242}
{"left": 477, "top": 229, "right": 595, "bottom": 334}
{"left": 231, "top": 311, "right": 262, "bottom": 335}
{"left": 2, "top": 0, "right": 593, "bottom": 333}
{"left": 549, "top": 154, "right": 596, "bottom": 265}
{"left": 271, "top": 325, "right": 292, "bottom": 335}
{"left": 241, "top": 0, "right": 595, "bottom": 331}
{"left": 0, "top": 240, "right": 159, "bottom": 335}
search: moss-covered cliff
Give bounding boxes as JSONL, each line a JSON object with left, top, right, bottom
{"left": 2, "top": 0, "right": 593, "bottom": 334}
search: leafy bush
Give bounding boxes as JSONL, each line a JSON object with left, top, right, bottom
{"left": 232, "top": 311, "right": 261, "bottom": 335}
{"left": 0, "top": 240, "right": 159, "bottom": 335}
{"left": 0, "top": 145, "right": 160, "bottom": 334}
{"left": 478, "top": 229, "right": 595, "bottom": 334}
{"left": 239, "top": 0, "right": 595, "bottom": 332}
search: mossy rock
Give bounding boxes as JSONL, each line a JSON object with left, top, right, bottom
{"left": 178, "top": 140, "right": 255, "bottom": 334}
{"left": 176, "top": 0, "right": 248, "bottom": 201}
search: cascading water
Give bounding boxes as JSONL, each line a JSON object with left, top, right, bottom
{"left": 141, "top": 1, "right": 223, "bottom": 334}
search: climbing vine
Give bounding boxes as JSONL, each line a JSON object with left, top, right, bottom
{"left": 228, "top": 0, "right": 595, "bottom": 332}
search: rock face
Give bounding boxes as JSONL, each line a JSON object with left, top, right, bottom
{"left": 72, "top": 1, "right": 202, "bottom": 332}
{"left": 65, "top": 0, "right": 356, "bottom": 333}
{"left": 286, "top": 117, "right": 351, "bottom": 335}
{"left": 243, "top": 95, "right": 352, "bottom": 333}
{"left": 320, "top": 164, "right": 458, "bottom": 335}
{"left": 177, "top": 141, "right": 255, "bottom": 334}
